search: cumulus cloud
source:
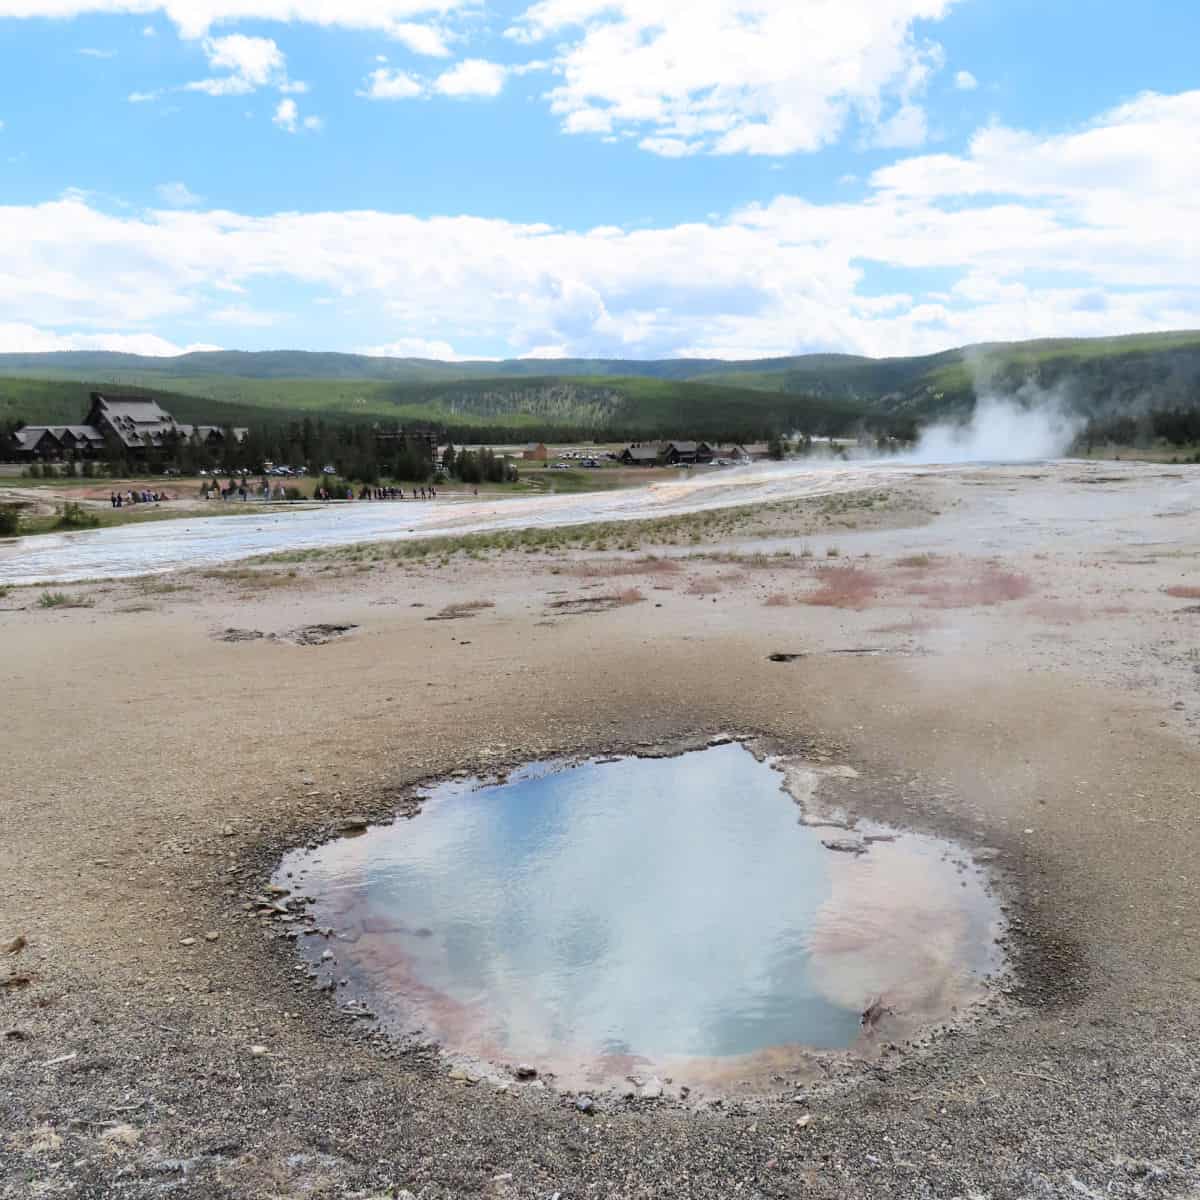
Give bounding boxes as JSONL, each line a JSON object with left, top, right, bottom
{"left": 0, "top": 323, "right": 219, "bottom": 356}
{"left": 509, "top": 0, "right": 956, "bottom": 156}
{"left": 388, "top": 22, "right": 451, "bottom": 56}
{"left": 186, "top": 33, "right": 290, "bottom": 95}
{"left": 359, "top": 67, "right": 424, "bottom": 101}
{"left": 155, "top": 181, "right": 203, "bottom": 208}
{"left": 78, "top": 46, "right": 115, "bottom": 57}
{"left": 0, "top": 2, "right": 471, "bottom": 41}
{"left": 433, "top": 59, "right": 507, "bottom": 98}
{"left": 361, "top": 337, "right": 471, "bottom": 360}
{"left": 954, "top": 69, "right": 978, "bottom": 91}
{"left": 1, "top": 91, "right": 1197, "bottom": 359}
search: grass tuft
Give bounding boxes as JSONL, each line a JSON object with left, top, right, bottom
{"left": 37, "top": 591, "right": 94, "bottom": 609}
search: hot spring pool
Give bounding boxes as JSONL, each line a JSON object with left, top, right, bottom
{"left": 275, "top": 742, "right": 1003, "bottom": 1093}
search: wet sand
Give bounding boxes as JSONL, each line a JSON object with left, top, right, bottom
{"left": 2, "top": 461, "right": 1199, "bottom": 1198}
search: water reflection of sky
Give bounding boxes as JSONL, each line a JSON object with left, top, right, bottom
{"left": 286, "top": 745, "right": 1001, "bottom": 1070}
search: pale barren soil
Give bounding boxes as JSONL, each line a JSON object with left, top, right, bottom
{"left": 2, "top": 463, "right": 1199, "bottom": 1199}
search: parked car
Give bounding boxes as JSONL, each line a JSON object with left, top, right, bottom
{"left": 321, "top": 464, "right": 337, "bottom": 475}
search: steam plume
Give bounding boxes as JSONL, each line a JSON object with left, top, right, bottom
{"left": 906, "top": 382, "right": 1084, "bottom": 464}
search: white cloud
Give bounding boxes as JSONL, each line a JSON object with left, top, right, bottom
{"left": 510, "top": 0, "right": 956, "bottom": 156}
{"left": 433, "top": 59, "right": 507, "bottom": 98}
{"left": 186, "top": 33, "right": 288, "bottom": 95}
{"left": 388, "top": 22, "right": 451, "bottom": 56}
{"left": 155, "top": 181, "right": 203, "bottom": 208}
{"left": 271, "top": 99, "right": 322, "bottom": 132}
{"left": 0, "top": 323, "right": 219, "bottom": 356}
{"left": 954, "top": 69, "right": 978, "bottom": 91}
{"left": 870, "top": 102, "right": 929, "bottom": 149}
{"left": 0, "top": 2, "right": 472, "bottom": 40}
{"left": 1, "top": 92, "right": 1197, "bottom": 360}
{"left": 361, "top": 337, "right": 470, "bottom": 360}
{"left": 359, "top": 67, "right": 423, "bottom": 101}
{"left": 639, "top": 136, "right": 698, "bottom": 158}
{"left": 142, "top": 23, "right": 156, "bottom": 35}
{"left": 273, "top": 97, "right": 298, "bottom": 131}
{"left": 78, "top": 46, "right": 115, "bottom": 57}
{"left": 128, "top": 90, "right": 160, "bottom": 103}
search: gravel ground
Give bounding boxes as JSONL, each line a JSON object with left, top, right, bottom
{"left": 2, "top": 464, "right": 1199, "bottom": 1198}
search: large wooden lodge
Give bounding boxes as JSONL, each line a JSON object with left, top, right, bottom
{"left": 9, "top": 393, "right": 248, "bottom": 462}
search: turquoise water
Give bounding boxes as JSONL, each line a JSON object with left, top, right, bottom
{"left": 279, "top": 744, "right": 1000, "bottom": 1085}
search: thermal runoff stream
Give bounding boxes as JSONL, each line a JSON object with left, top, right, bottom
{"left": 0, "top": 460, "right": 948, "bottom": 584}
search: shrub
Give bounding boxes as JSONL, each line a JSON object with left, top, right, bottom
{"left": 55, "top": 502, "right": 101, "bottom": 531}
{"left": 0, "top": 507, "right": 19, "bottom": 537}
{"left": 37, "top": 591, "right": 93, "bottom": 609}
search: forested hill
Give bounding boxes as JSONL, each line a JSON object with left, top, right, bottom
{"left": 1, "top": 330, "right": 1198, "bottom": 440}
{"left": 0, "top": 375, "right": 866, "bottom": 443}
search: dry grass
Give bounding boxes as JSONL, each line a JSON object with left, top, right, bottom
{"left": 894, "top": 553, "right": 936, "bottom": 569}
{"left": 802, "top": 565, "right": 882, "bottom": 609}
{"left": 570, "top": 556, "right": 682, "bottom": 579}
{"left": 764, "top": 592, "right": 794, "bottom": 607}
{"left": 136, "top": 578, "right": 193, "bottom": 595}
{"left": 1165, "top": 585, "right": 1200, "bottom": 600}
{"left": 907, "top": 566, "right": 1033, "bottom": 608}
{"left": 685, "top": 577, "right": 724, "bottom": 596}
{"left": 204, "top": 567, "right": 303, "bottom": 591}
{"left": 426, "top": 599, "right": 496, "bottom": 621}
{"left": 547, "top": 587, "right": 645, "bottom": 614}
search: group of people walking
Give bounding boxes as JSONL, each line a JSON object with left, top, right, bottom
{"left": 356, "top": 485, "right": 437, "bottom": 501}
{"left": 111, "top": 490, "right": 169, "bottom": 507}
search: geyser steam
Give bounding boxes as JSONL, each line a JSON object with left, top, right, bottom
{"left": 908, "top": 383, "right": 1084, "bottom": 464}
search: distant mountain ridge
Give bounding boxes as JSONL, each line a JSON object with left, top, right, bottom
{"left": 1, "top": 330, "right": 1197, "bottom": 394}
{"left": 1, "top": 330, "right": 1198, "bottom": 440}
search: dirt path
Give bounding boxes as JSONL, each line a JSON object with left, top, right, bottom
{"left": 1, "top": 465, "right": 1198, "bottom": 1198}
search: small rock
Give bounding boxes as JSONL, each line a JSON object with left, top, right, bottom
{"left": 640, "top": 1077, "right": 664, "bottom": 1100}
{"left": 337, "top": 817, "right": 369, "bottom": 834}
{"left": 821, "top": 838, "right": 867, "bottom": 856}
{"left": 249, "top": 1045, "right": 270, "bottom": 1057}
{"left": 221, "top": 825, "right": 235, "bottom": 837}
{"left": 3, "top": 935, "right": 27, "bottom": 956}
{"left": 515, "top": 1063, "right": 538, "bottom": 1080}
{"left": 575, "top": 1096, "right": 595, "bottom": 1114}
{"left": 180, "top": 937, "right": 197, "bottom": 947}
{"left": 321, "top": 949, "right": 334, "bottom": 961}
{"left": 266, "top": 885, "right": 290, "bottom": 897}
{"left": 204, "top": 931, "right": 219, "bottom": 943}
{"left": 795, "top": 1113, "right": 813, "bottom": 1129}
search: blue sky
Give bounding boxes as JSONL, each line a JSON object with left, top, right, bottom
{"left": 0, "top": 0, "right": 1197, "bottom": 361}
